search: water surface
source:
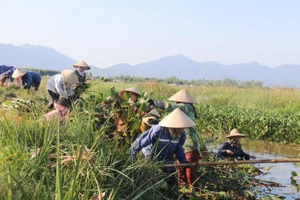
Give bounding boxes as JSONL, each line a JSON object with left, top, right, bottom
{"left": 206, "top": 139, "right": 300, "bottom": 199}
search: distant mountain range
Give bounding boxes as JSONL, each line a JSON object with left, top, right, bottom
{"left": 1, "top": 43, "right": 300, "bottom": 87}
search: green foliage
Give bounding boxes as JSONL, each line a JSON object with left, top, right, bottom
{"left": 196, "top": 104, "right": 300, "bottom": 144}
{"left": 1, "top": 80, "right": 300, "bottom": 199}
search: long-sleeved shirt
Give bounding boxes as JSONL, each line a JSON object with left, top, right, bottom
{"left": 153, "top": 100, "right": 201, "bottom": 154}
{"left": 0, "top": 65, "right": 15, "bottom": 77}
{"left": 217, "top": 141, "right": 250, "bottom": 160}
{"left": 46, "top": 74, "right": 74, "bottom": 98}
{"left": 21, "top": 71, "right": 41, "bottom": 89}
{"left": 132, "top": 125, "right": 188, "bottom": 168}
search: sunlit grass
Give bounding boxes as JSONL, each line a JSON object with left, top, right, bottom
{"left": 0, "top": 77, "right": 299, "bottom": 199}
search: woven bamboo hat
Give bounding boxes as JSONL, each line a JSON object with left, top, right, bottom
{"left": 142, "top": 116, "right": 159, "bottom": 126}
{"left": 159, "top": 108, "right": 195, "bottom": 128}
{"left": 119, "top": 87, "right": 141, "bottom": 100}
{"left": 168, "top": 89, "right": 197, "bottom": 104}
{"left": 61, "top": 70, "right": 78, "bottom": 85}
{"left": 12, "top": 68, "right": 28, "bottom": 78}
{"left": 148, "top": 109, "right": 161, "bottom": 118}
{"left": 226, "top": 129, "right": 246, "bottom": 138}
{"left": 73, "top": 60, "right": 91, "bottom": 70}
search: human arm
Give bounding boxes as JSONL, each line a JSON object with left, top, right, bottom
{"left": 217, "top": 142, "right": 233, "bottom": 157}
{"left": 238, "top": 149, "right": 255, "bottom": 160}
{"left": 131, "top": 126, "right": 158, "bottom": 155}
{"left": 55, "top": 78, "right": 69, "bottom": 98}
{"left": 22, "top": 73, "right": 33, "bottom": 89}
{"left": 148, "top": 99, "right": 165, "bottom": 109}
{"left": 66, "top": 84, "right": 75, "bottom": 96}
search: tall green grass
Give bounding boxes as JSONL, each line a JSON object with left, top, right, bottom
{"left": 0, "top": 78, "right": 297, "bottom": 199}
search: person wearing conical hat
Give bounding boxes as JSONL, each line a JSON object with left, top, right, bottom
{"left": 218, "top": 129, "right": 256, "bottom": 160}
{"left": 12, "top": 68, "right": 42, "bottom": 90}
{"left": 131, "top": 108, "right": 195, "bottom": 187}
{"left": 139, "top": 109, "right": 161, "bottom": 133}
{"left": 119, "top": 87, "right": 141, "bottom": 103}
{"left": 46, "top": 70, "right": 78, "bottom": 109}
{"left": 147, "top": 89, "right": 203, "bottom": 189}
{"left": 117, "top": 87, "right": 141, "bottom": 133}
{"left": 114, "top": 87, "right": 152, "bottom": 142}
{"left": 73, "top": 60, "right": 90, "bottom": 84}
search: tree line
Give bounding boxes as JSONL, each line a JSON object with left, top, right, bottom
{"left": 101, "top": 75, "right": 264, "bottom": 88}
{"left": 30, "top": 69, "right": 264, "bottom": 88}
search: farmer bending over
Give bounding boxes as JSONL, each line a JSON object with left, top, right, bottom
{"left": 131, "top": 108, "right": 195, "bottom": 189}
{"left": 46, "top": 70, "right": 78, "bottom": 109}
{"left": 148, "top": 89, "right": 203, "bottom": 189}
{"left": 12, "top": 68, "right": 42, "bottom": 90}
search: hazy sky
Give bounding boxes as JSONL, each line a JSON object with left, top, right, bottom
{"left": 1, "top": 0, "right": 300, "bottom": 68}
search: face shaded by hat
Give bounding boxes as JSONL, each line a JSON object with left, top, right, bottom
{"left": 168, "top": 89, "right": 197, "bottom": 104}
{"left": 73, "top": 60, "right": 91, "bottom": 70}
{"left": 159, "top": 108, "right": 195, "bottom": 128}
{"left": 119, "top": 87, "right": 141, "bottom": 100}
{"left": 226, "top": 129, "right": 246, "bottom": 138}
{"left": 61, "top": 70, "right": 79, "bottom": 85}
{"left": 12, "top": 68, "right": 28, "bottom": 78}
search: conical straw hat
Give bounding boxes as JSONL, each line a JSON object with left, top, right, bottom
{"left": 159, "top": 108, "right": 195, "bottom": 128}
{"left": 12, "top": 68, "right": 28, "bottom": 78}
{"left": 73, "top": 60, "right": 91, "bottom": 70}
{"left": 119, "top": 87, "right": 141, "bottom": 100}
{"left": 61, "top": 70, "right": 78, "bottom": 85}
{"left": 142, "top": 116, "right": 158, "bottom": 126}
{"left": 226, "top": 129, "right": 246, "bottom": 138}
{"left": 148, "top": 109, "right": 161, "bottom": 118}
{"left": 168, "top": 89, "right": 197, "bottom": 104}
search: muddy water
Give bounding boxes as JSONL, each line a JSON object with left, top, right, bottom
{"left": 206, "top": 139, "right": 300, "bottom": 199}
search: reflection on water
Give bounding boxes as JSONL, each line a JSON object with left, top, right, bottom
{"left": 241, "top": 139, "right": 300, "bottom": 158}
{"left": 206, "top": 138, "right": 300, "bottom": 199}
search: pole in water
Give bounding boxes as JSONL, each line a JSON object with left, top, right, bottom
{"left": 162, "top": 158, "right": 300, "bottom": 167}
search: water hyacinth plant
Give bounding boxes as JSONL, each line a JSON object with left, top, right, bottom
{"left": 1, "top": 79, "right": 299, "bottom": 199}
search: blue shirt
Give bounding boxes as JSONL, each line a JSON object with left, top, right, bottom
{"left": 21, "top": 71, "right": 42, "bottom": 89}
{"left": 218, "top": 141, "right": 250, "bottom": 160}
{"left": 132, "top": 125, "right": 188, "bottom": 164}
{"left": 0, "top": 65, "right": 16, "bottom": 77}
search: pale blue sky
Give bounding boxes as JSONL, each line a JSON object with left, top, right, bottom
{"left": 1, "top": 0, "right": 300, "bottom": 68}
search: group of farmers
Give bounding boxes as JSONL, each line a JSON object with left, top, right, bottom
{"left": 0, "top": 61, "right": 256, "bottom": 194}
{"left": 0, "top": 61, "right": 90, "bottom": 121}
{"left": 118, "top": 87, "right": 256, "bottom": 193}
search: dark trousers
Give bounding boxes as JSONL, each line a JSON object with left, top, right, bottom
{"left": 47, "top": 90, "right": 60, "bottom": 109}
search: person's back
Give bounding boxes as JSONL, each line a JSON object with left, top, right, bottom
{"left": 22, "top": 71, "right": 42, "bottom": 90}
{"left": 46, "top": 74, "right": 61, "bottom": 92}
{"left": 0, "top": 65, "right": 14, "bottom": 74}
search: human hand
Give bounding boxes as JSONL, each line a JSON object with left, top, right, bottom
{"left": 226, "top": 150, "right": 234, "bottom": 155}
